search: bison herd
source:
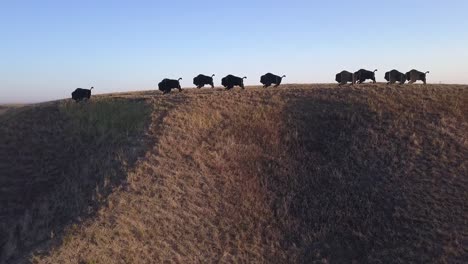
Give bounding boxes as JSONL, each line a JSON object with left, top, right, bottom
{"left": 336, "top": 69, "right": 430, "bottom": 85}
{"left": 156, "top": 73, "right": 287, "bottom": 94}
{"left": 71, "top": 69, "right": 430, "bottom": 100}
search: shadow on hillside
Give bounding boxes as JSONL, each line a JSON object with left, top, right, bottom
{"left": 0, "top": 98, "right": 159, "bottom": 263}
{"left": 272, "top": 90, "right": 467, "bottom": 263}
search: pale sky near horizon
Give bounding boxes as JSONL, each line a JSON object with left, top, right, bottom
{"left": 1, "top": 0, "right": 468, "bottom": 103}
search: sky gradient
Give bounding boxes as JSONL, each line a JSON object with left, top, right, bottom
{"left": 1, "top": 0, "right": 468, "bottom": 103}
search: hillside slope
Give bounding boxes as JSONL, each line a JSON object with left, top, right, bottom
{"left": 1, "top": 84, "right": 467, "bottom": 263}
{"left": 0, "top": 98, "right": 154, "bottom": 263}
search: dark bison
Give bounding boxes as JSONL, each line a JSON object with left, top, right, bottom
{"left": 354, "top": 69, "right": 377, "bottom": 84}
{"left": 221, "top": 75, "right": 247, "bottom": 90}
{"left": 71, "top": 87, "right": 94, "bottom": 101}
{"left": 406, "top": 69, "right": 429, "bottom": 84}
{"left": 335, "top": 71, "right": 354, "bottom": 85}
{"left": 260, "top": 73, "right": 286, "bottom": 88}
{"left": 159, "top": 78, "right": 182, "bottom": 94}
{"left": 384, "top": 70, "right": 406, "bottom": 84}
{"left": 193, "top": 74, "right": 215, "bottom": 88}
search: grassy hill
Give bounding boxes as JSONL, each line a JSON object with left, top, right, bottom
{"left": 1, "top": 84, "right": 467, "bottom": 263}
{"left": 0, "top": 105, "right": 24, "bottom": 116}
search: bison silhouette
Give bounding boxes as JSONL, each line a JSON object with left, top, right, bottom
{"left": 354, "top": 69, "right": 377, "bottom": 84}
{"left": 406, "top": 70, "right": 429, "bottom": 85}
{"left": 158, "top": 78, "right": 182, "bottom": 94}
{"left": 335, "top": 71, "right": 354, "bottom": 85}
{"left": 260, "top": 73, "right": 286, "bottom": 88}
{"left": 385, "top": 70, "right": 406, "bottom": 84}
{"left": 193, "top": 74, "right": 215, "bottom": 89}
{"left": 221, "top": 75, "right": 247, "bottom": 90}
{"left": 72, "top": 87, "right": 94, "bottom": 102}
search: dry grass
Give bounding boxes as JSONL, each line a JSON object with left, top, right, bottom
{"left": 0, "top": 105, "right": 26, "bottom": 116}
{"left": 1, "top": 84, "right": 467, "bottom": 263}
{"left": 0, "top": 98, "right": 152, "bottom": 263}
{"left": 0, "top": 107, "right": 7, "bottom": 116}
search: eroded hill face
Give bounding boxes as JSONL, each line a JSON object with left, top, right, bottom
{"left": 1, "top": 84, "right": 467, "bottom": 263}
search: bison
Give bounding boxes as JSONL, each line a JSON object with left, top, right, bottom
{"left": 193, "top": 74, "right": 215, "bottom": 88}
{"left": 221, "top": 75, "right": 247, "bottom": 90}
{"left": 260, "top": 73, "right": 286, "bottom": 88}
{"left": 72, "top": 87, "right": 94, "bottom": 102}
{"left": 384, "top": 70, "right": 406, "bottom": 84}
{"left": 354, "top": 69, "right": 377, "bottom": 84}
{"left": 335, "top": 71, "right": 354, "bottom": 85}
{"left": 406, "top": 70, "right": 429, "bottom": 84}
{"left": 158, "top": 78, "right": 182, "bottom": 94}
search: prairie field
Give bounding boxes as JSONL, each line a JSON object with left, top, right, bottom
{"left": 0, "top": 83, "right": 467, "bottom": 263}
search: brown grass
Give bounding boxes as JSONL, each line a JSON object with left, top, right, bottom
{"left": 0, "top": 107, "right": 7, "bottom": 116}
{"left": 0, "top": 98, "right": 153, "bottom": 263}
{"left": 0, "top": 105, "right": 26, "bottom": 116}
{"left": 1, "top": 84, "right": 467, "bottom": 263}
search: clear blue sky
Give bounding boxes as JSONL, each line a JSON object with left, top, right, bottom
{"left": 1, "top": 0, "right": 467, "bottom": 103}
